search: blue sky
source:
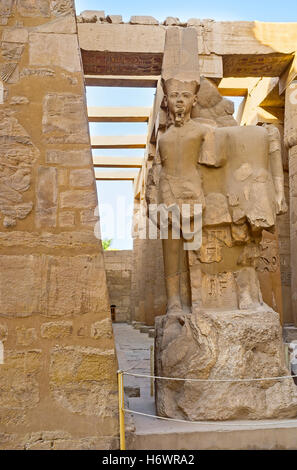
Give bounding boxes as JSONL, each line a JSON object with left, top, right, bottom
{"left": 80, "top": 1, "right": 296, "bottom": 249}
{"left": 75, "top": 0, "right": 297, "bottom": 22}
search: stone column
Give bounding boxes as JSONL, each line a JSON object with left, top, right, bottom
{"left": 285, "top": 81, "right": 297, "bottom": 325}
{"left": 0, "top": 1, "right": 118, "bottom": 450}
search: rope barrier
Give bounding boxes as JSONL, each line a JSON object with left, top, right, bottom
{"left": 118, "top": 342, "right": 297, "bottom": 447}
{"left": 123, "top": 370, "right": 297, "bottom": 383}
{"left": 123, "top": 407, "right": 297, "bottom": 427}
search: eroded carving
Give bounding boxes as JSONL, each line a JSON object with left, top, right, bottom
{"left": 152, "top": 27, "right": 293, "bottom": 422}
{"left": 42, "top": 93, "right": 89, "bottom": 144}
{"left": 0, "top": 0, "right": 15, "bottom": 21}
{"left": 50, "top": 0, "right": 73, "bottom": 16}
{"left": 10, "top": 96, "right": 29, "bottom": 105}
{"left": 20, "top": 68, "right": 55, "bottom": 78}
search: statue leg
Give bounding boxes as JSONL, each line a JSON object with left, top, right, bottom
{"left": 162, "top": 228, "right": 183, "bottom": 314}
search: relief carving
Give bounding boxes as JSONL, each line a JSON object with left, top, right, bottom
{"left": 0, "top": 0, "right": 15, "bottom": 23}
{"left": 1, "top": 43, "right": 24, "bottom": 61}
{"left": 20, "top": 68, "right": 55, "bottom": 78}
{"left": 50, "top": 0, "right": 74, "bottom": 16}
{"left": 153, "top": 28, "right": 295, "bottom": 422}
{"left": 256, "top": 236, "right": 280, "bottom": 273}
{"left": 0, "top": 63, "right": 18, "bottom": 83}
{"left": 0, "top": 111, "right": 39, "bottom": 227}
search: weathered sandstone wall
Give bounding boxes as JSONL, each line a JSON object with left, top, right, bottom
{"left": 104, "top": 250, "right": 132, "bottom": 323}
{"left": 0, "top": 0, "right": 118, "bottom": 450}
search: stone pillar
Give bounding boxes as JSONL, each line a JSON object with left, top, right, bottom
{"left": 0, "top": 1, "right": 118, "bottom": 450}
{"left": 285, "top": 81, "right": 297, "bottom": 325}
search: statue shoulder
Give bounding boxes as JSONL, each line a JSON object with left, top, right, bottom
{"left": 158, "top": 128, "right": 172, "bottom": 147}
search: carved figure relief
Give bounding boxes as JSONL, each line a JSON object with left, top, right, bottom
{"left": 0, "top": 111, "right": 39, "bottom": 227}
{"left": 50, "top": 0, "right": 74, "bottom": 16}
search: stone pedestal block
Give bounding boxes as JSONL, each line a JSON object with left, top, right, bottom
{"left": 155, "top": 308, "right": 297, "bottom": 420}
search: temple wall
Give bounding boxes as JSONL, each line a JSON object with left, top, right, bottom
{"left": 0, "top": 1, "right": 118, "bottom": 450}
{"left": 277, "top": 170, "right": 292, "bottom": 324}
{"left": 104, "top": 250, "right": 132, "bottom": 323}
{"left": 131, "top": 209, "right": 166, "bottom": 326}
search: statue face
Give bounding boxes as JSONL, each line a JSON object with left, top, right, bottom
{"left": 164, "top": 80, "right": 198, "bottom": 124}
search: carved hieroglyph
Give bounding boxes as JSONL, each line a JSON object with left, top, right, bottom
{"left": 42, "top": 93, "right": 89, "bottom": 143}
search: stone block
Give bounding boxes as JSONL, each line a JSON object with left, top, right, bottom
{"left": 49, "top": 346, "right": 118, "bottom": 417}
{"left": 33, "top": 13, "right": 76, "bottom": 34}
{"left": 16, "top": 327, "right": 37, "bottom": 346}
{"left": 36, "top": 166, "right": 58, "bottom": 228}
{"left": 46, "top": 149, "right": 92, "bottom": 167}
{"left": 124, "top": 386, "right": 140, "bottom": 397}
{"left": 148, "top": 329, "right": 155, "bottom": 338}
{"left": 41, "top": 321, "right": 73, "bottom": 339}
{"left": 79, "top": 10, "right": 104, "bottom": 22}
{"left": 2, "top": 28, "right": 29, "bottom": 43}
{"left": 0, "top": 350, "right": 42, "bottom": 408}
{"left": 50, "top": 0, "right": 74, "bottom": 16}
{"left": 80, "top": 208, "right": 99, "bottom": 226}
{"left": 155, "top": 309, "right": 297, "bottom": 421}
{"left": 134, "top": 322, "right": 145, "bottom": 330}
{"left": 52, "top": 436, "right": 117, "bottom": 450}
{"left": 70, "top": 169, "right": 94, "bottom": 188}
{"left": 130, "top": 16, "right": 159, "bottom": 25}
{"left": 0, "top": 254, "right": 108, "bottom": 317}
{"left": 106, "top": 15, "right": 123, "bottom": 24}
{"left": 91, "top": 318, "right": 113, "bottom": 339}
{"left": 0, "top": 324, "right": 8, "bottom": 342}
{"left": 42, "top": 93, "right": 89, "bottom": 143}
{"left": 58, "top": 168, "right": 68, "bottom": 186}
{"left": 0, "top": 0, "right": 15, "bottom": 19}
{"left": 41, "top": 255, "right": 109, "bottom": 316}
{"left": 164, "top": 17, "right": 181, "bottom": 26}
{"left": 60, "top": 190, "right": 97, "bottom": 209}
{"left": 10, "top": 96, "right": 29, "bottom": 105}
{"left": 0, "top": 255, "right": 41, "bottom": 317}
{"left": 29, "top": 33, "right": 81, "bottom": 73}
{"left": 140, "top": 326, "right": 150, "bottom": 333}
{"left": 18, "top": 0, "right": 50, "bottom": 17}
{"left": 59, "top": 211, "right": 75, "bottom": 227}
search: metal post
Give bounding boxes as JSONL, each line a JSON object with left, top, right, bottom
{"left": 118, "top": 370, "right": 126, "bottom": 450}
{"left": 150, "top": 345, "right": 154, "bottom": 397}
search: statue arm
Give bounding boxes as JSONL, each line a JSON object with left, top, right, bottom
{"left": 264, "top": 124, "right": 288, "bottom": 215}
{"left": 198, "top": 126, "right": 225, "bottom": 167}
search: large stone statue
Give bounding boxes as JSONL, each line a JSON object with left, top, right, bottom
{"left": 158, "top": 76, "right": 208, "bottom": 315}
{"left": 152, "top": 27, "right": 297, "bottom": 421}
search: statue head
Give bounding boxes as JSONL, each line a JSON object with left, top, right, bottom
{"left": 163, "top": 78, "right": 199, "bottom": 127}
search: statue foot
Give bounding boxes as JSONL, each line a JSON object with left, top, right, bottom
{"left": 239, "top": 293, "right": 259, "bottom": 310}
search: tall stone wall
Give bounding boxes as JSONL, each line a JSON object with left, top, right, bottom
{"left": 0, "top": 1, "right": 118, "bottom": 450}
{"left": 131, "top": 196, "right": 166, "bottom": 326}
{"left": 277, "top": 170, "right": 292, "bottom": 324}
{"left": 104, "top": 250, "right": 132, "bottom": 323}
